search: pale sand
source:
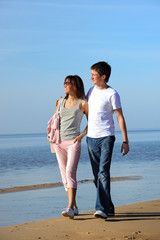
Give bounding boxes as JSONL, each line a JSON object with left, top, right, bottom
{"left": 0, "top": 199, "right": 160, "bottom": 240}
{"left": 0, "top": 176, "right": 141, "bottom": 194}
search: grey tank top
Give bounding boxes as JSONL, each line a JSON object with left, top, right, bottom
{"left": 59, "top": 98, "right": 84, "bottom": 140}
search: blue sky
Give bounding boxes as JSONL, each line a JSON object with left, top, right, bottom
{"left": 0, "top": 0, "right": 160, "bottom": 134}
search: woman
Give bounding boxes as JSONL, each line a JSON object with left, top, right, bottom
{"left": 48, "top": 75, "right": 88, "bottom": 219}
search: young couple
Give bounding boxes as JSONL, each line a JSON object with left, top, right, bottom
{"left": 48, "top": 61, "right": 129, "bottom": 219}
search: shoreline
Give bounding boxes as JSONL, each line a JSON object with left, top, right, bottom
{"left": 0, "top": 176, "right": 141, "bottom": 194}
{"left": 0, "top": 199, "right": 160, "bottom": 240}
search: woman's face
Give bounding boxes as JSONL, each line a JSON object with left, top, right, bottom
{"left": 64, "top": 78, "right": 76, "bottom": 95}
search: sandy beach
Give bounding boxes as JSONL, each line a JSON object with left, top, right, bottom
{"left": 0, "top": 199, "right": 160, "bottom": 240}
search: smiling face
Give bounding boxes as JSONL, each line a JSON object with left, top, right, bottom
{"left": 64, "top": 78, "right": 72, "bottom": 94}
{"left": 90, "top": 69, "right": 106, "bottom": 86}
{"left": 64, "top": 78, "right": 76, "bottom": 95}
{"left": 63, "top": 75, "right": 85, "bottom": 99}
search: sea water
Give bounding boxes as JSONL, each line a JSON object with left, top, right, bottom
{"left": 0, "top": 130, "right": 160, "bottom": 227}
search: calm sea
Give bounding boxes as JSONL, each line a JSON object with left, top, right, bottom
{"left": 0, "top": 130, "right": 160, "bottom": 227}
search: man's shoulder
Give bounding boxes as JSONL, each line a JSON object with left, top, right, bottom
{"left": 86, "top": 86, "right": 95, "bottom": 100}
{"left": 107, "top": 86, "right": 119, "bottom": 96}
{"left": 88, "top": 86, "right": 95, "bottom": 94}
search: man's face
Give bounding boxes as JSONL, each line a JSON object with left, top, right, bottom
{"left": 90, "top": 69, "right": 105, "bottom": 85}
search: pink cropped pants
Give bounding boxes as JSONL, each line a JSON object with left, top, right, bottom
{"left": 53, "top": 140, "right": 81, "bottom": 191}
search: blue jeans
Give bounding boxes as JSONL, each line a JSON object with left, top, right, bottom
{"left": 87, "top": 136, "right": 115, "bottom": 214}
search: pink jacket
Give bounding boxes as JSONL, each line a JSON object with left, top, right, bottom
{"left": 47, "top": 112, "right": 60, "bottom": 153}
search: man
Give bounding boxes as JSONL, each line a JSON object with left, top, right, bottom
{"left": 86, "top": 61, "right": 129, "bottom": 219}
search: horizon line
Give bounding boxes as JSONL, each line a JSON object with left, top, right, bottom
{"left": 0, "top": 128, "right": 160, "bottom": 137}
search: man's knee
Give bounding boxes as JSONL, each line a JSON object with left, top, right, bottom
{"left": 98, "top": 171, "right": 110, "bottom": 182}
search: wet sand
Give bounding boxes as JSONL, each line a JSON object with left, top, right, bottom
{"left": 0, "top": 199, "right": 160, "bottom": 240}
{"left": 0, "top": 176, "right": 141, "bottom": 194}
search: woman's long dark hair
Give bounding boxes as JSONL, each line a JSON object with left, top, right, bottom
{"left": 64, "top": 75, "right": 85, "bottom": 99}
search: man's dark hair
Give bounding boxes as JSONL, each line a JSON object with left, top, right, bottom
{"left": 91, "top": 61, "right": 111, "bottom": 83}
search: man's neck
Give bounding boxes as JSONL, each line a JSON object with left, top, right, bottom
{"left": 96, "top": 83, "right": 108, "bottom": 90}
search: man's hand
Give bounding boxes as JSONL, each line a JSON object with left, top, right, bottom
{"left": 47, "top": 136, "right": 51, "bottom": 143}
{"left": 56, "top": 96, "right": 62, "bottom": 107}
{"left": 121, "top": 142, "right": 129, "bottom": 156}
{"left": 73, "top": 135, "right": 82, "bottom": 143}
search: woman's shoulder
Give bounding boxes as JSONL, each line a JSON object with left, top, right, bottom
{"left": 79, "top": 98, "right": 88, "bottom": 113}
{"left": 80, "top": 98, "right": 88, "bottom": 105}
{"left": 58, "top": 97, "right": 65, "bottom": 104}
{"left": 56, "top": 97, "right": 65, "bottom": 110}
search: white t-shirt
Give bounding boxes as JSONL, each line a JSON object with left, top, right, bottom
{"left": 86, "top": 86, "right": 121, "bottom": 138}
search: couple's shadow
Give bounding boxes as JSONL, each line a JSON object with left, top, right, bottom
{"left": 74, "top": 212, "right": 160, "bottom": 221}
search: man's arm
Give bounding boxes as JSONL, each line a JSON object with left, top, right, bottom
{"left": 115, "top": 108, "right": 129, "bottom": 156}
